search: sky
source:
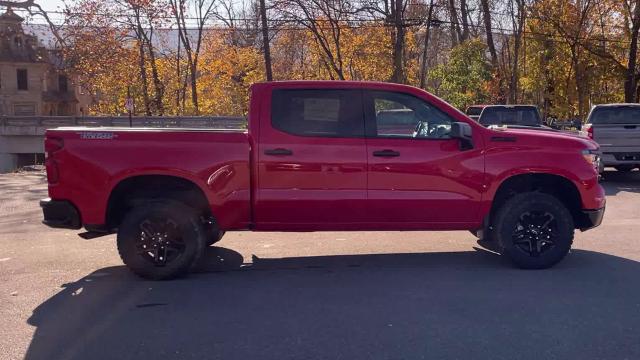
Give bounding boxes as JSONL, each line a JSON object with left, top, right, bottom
{"left": 3, "top": 0, "right": 67, "bottom": 24}
{"left": 36, "top": 0, "right": 65, "bottom": 12}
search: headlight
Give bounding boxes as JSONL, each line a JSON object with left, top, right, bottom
{"left": 582, "top": 149, "right": 601, "bottom": 172}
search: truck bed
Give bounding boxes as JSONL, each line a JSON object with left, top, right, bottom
{"left": 45, "top": 127, "right": 252, "bottom": 229}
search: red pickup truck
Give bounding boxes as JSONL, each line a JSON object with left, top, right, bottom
{"left": 41, "top": 81, "right": 605, "bottom": 279}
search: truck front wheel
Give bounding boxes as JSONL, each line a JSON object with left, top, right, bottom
{"left": 494, "top": 192, "right": 574, "bottom": 269}
{"left": 117, "top": 200, "right": 205, "bottom": 280}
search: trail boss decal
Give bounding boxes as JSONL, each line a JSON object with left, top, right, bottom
{"left": 78, "top": 132, "right": 117, "bottom": 140}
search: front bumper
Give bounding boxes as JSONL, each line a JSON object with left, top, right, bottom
{"left": 601, "top": 152, "right": 640, "bottom": 166}
{"left": 40, "top": 198, "right": 82, "bottom": 229}
{"left": 578, "top": 207, "right": 605, "bottom": 231}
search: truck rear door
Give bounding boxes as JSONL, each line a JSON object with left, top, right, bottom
{"left": 254, "top": 88, "right": 368, "bottom": 230}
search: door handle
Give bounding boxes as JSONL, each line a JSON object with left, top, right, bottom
{"left": 373, "top": 149, "right": 400, "bottom": 157}
{"left": 264, "top": 148, "right": 293, "bottom": 156}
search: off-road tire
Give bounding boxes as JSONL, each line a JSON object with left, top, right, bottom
{"left": 117, "top": 200, "right": 205, "bottom": 280}
{"left": 206, "top": 230, "right": 226, "bottom": 246}
{"left": 494, "top": 192, "right": 574, "bottom": 269}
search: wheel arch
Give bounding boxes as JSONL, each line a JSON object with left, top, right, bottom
{"left": 489, "top": 172, "right": 584, "bottom": 229}
{"left": 106, "top": 174, "right": 213, "bottom": 230}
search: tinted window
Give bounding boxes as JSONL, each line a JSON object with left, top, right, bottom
{"left": 369, "top": 91, "right": 453, "bottom": 139}
{"left": 271, "top": 89, "right": 363, "bottom": 137}
{"left": 479, "top": 106, "right": 541, "bottom": 126}
{"left": 589, "top": 107, "right": 640, "bottom": 124}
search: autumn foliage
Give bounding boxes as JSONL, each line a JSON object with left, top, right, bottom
{"left": 32, "top": 0, "right": 640, "bottom": 119}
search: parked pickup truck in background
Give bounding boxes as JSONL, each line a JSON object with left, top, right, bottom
{"left": 41, "top": 81, "right": 605, "bottom": 279}
{"left": 581, "top": 103, "right": 640, "bottom": 173}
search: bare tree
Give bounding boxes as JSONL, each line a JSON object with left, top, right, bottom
{"left": 170, "top": 0, "right": 217, "bottom": 114}
{"left": 358, "top": 0, "right": 422, "bottom": 83}
{"left": 274, "top": 0, "right": 354, "bottom": 80}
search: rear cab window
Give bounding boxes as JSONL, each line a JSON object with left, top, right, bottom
{"left": 271, "top": 89, "right": 364, "bottom": 137}
{"left": 466, "top": 106, "right": 484, "bottom": 117}
{"left": 589, "top": 106, "right": 640, "bottom": 125}
{"left": 479, "top": 106, "right": 541, "bottom": 127}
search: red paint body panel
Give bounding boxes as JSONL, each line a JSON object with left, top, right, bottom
{"left": 45, "top": 80, "right": 604, "bottom": 233}
{"left": 46, "top": 129, "right": 252, "bottom": 229}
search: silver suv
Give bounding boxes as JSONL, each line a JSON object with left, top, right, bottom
{"left": 582, "top": 104, "right": 640, "bottom": 172}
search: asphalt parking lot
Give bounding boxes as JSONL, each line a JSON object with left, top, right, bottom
{"left": 1, "top": 170, "right": 639, "bottom": 360}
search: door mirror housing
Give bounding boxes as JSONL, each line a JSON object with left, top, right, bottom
{"left": 450, "top": 122, "right": 473, "bottom": 150}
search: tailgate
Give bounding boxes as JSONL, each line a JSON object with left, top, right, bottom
{"left": 593, "top": 124, "right": 640, "bottom": 149}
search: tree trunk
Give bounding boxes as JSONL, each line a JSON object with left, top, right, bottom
{"left": 480, "top": 0, "right": 497, "bottom": 66}
{"left": 391, "top": 0, "right": 405, "bottom": 83}
{"left": 542, "top": 39, "right": 554, "bottom": 119}
{"left": 137, "top": 40, "right": 151, "bottom": 116}
{"left": 569, "top": 46, "right": 588, "bottom": 119}
{"left": 259, "top": 0, "right": 273, "bottom": 81}
{"left": 510, "top": 34, "right": 522, "bottom": 104}
{"left": 508, "top": 0, "right": 525, "bottom": 104}
{"left": 146, "top": 39, "right": 165, "bottom": 115}
{"left": 419, "top": 0, "right": 435, "bottom": 88}
{"left": 460, "top": 0, "right": 470, "bottom": 41}
{"left": 625, "top": 4, "right": 640, "bottom": 102}
{"left": 176, "top": 38, "right": 182, "bottom": 114}
{"left": 448, "top": 0, "right": 462, "bottom": 46}
{"left": 189, "top": 62, "right": 198, "bottom": 114}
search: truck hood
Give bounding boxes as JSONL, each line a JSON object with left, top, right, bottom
{"left": 488, "top": 127, "right": 599, "bottom": 150}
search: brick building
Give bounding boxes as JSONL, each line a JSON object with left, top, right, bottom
{"left": 0, "top": 7, "right": 90, "bottom": 116}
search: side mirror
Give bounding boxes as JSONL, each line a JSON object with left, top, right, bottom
{"left": 450, "top": 122, "right": 474, "bottom": 150}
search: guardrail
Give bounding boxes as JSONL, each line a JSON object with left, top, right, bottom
{"left": 0, "top": 116, "right": 247, "bottom": 136}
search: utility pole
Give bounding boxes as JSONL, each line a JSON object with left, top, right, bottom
{"left": 419, "top": 0, "right": 435, "bottom": 89}
{"left": 259, "top": 0, "right": 273, "bottom": 81}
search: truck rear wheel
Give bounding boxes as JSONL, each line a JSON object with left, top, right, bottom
{"left": 494, "top": 192, "right": 574, "bottom": 269}
{"left": 117, "top": 200, "right": 205, "bottom": 280}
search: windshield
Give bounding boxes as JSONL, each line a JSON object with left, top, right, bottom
{"left": 589, "top": 107, "right": 640, "bottom": 124}
{"left": 479, "top": 107, "right": 541, "bottom": 126}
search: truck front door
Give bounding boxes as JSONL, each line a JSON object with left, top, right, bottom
{"left": 363, "top": 90, "right": 484, "bottom": 228}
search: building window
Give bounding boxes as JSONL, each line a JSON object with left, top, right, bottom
{"left": 58, "top": 75, "right": 68, "bottom": 92}
{"left": 17, "top": 69, "right": 28, "bottom": 90}
{"left": 14, "top": 103, "right": 36, "bottom": 116}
